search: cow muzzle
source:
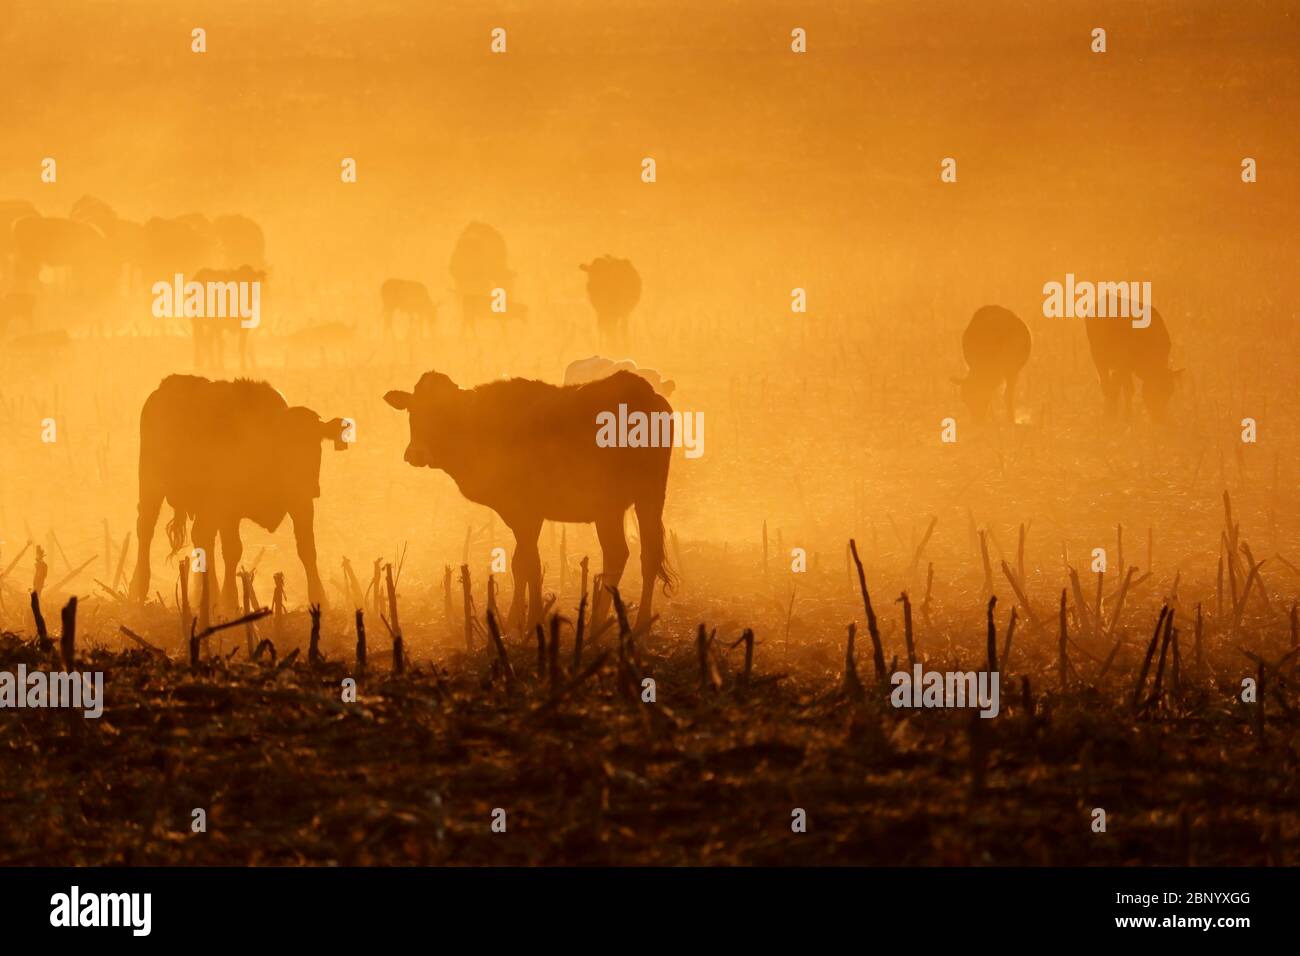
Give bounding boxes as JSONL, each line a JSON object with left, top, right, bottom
{"left": 404, "top": 443, "right": 433, "bottom": 467}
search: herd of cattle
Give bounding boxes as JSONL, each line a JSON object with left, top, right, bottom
{"left": 0, "top": 197, "right": 644, "bottom": 363}
{"left": 2, "top": 196, "right": 1184, "bottom": 628}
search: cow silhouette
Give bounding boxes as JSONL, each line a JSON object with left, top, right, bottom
{"left": 1085, "top": 302, "right": 1182, "bottom": 420}
{"left": 189, "top": 266, "right": 265, "bottom": 371}
{"left": 140, "top": 216, "right": 220, "bottom": 282}
{"left": 380, "top": 278, "right": 438, "bottom": 342}
{"left": 127, "top": 375, "right": 349, "bottom": 611}
{"left": 580, "top": 255, "right": 641, "bottom": 349}
{"left": 449, "top": 222, "right": 517, "bottom": 328}
{"left": 952, "top": 305, "right": 1031, "bottom": 423}
{"left": 384, "top": 369, "right": 674, "bottom": 632}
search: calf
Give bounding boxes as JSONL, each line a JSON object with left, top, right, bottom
{"left": 127, "top": 375, "right": 349, "bottom": 611}
{"left": 1085, "top": 302, "right": 1181, "bottom": 420}
{"left": 380, "top": 278, "right": 438, "bottom": 342}
{"left": 952, "top": 305, "right": 1031, "bottom": 422}
{"left": 384, "top": 369, "right": 674, "bottom": 632}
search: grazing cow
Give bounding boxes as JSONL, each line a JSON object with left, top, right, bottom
{"left": 380, "top": 278, "right": 438, "bottom": 342}
{"left": 189, "top": 266, "right": 266, "bottom": 371}
{"left": 1085, "top": 302, "right": 1181, "bottom": 420}
{"left": 449, "top": 222, "right": 517, "bottom": 328}
{"left": 952, "top": 306, "right": 1031, "bottom": 422}
{"left": 127, "top": 375, "right": 350, "bottom": 611}
{"left": 580, "top": 255, "right": 641, "bottom": 348}
{"left": 384, "top": 369, "right": 674, "bottom": 632}
{"left": 563, "top": 355, "right": 675, "bottom": 398}
{"left": 212, "top": 214, "right": 267, "bottom": 270}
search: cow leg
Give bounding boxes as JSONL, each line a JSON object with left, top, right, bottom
{"left": 128, "top": 484, "right": 165, "bottom": 602}
{"left": 504, "top": 517, "right": 542, "bottom": 634}
{"left": 632, "top": 493, "right": 667, "bottom": 633}
{"left": 219, "top": 518, "right": 243, "bottom": 613}
{"left": 290, "top": 502, "right": 327, "bottom": 608}
{"left": 1003, "top": 370, "right": 1018, "bottom": 423}
{"left": 191, "top": 515, "right": 219, "bottom": 625}
{"left": 1120, "top": 373, "right": 1135, "bottom": 419}
{"left": 591, "top": 509, "right": 631, "bottom": 629}
{"left": 1100, "top": 368, "right": 1120, "bottom": 417}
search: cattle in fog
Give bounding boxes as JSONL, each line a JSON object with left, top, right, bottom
{"left": 1085, "top": 302, "right": 1181, "bottom": 420}
{"left": 449, "top": 222, "right": 518, "bottom": 327}
{"left": 580, "top": 255, "right": 641, "bottom": 348}
{"left": 189, "top": 266, "right": 266, "bottom": 371}
{"left": 380, "top": 278, "right": 438, "bottom": 342}
{"left": 952, "top": 305, "right": 1031, "bottom": 423}
{"left": 11, "top": 216, "right": 117, "bottom": 297}
{"left": 127, "top": 375, "right": 350, "bottom": 611}
{"left": 384, "top": 369, "right": 674, "bottom": 632}
{"left": 563, "top": 355, "right": 675, "bottom": 398}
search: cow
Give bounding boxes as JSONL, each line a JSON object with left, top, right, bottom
{"left": 951, "top": 305, "right": 1031, "bottom": 423}
{"left": 1085, "top": 302, "right": 1181, "bottom": 421}
{"left": 189, "top": 266, "right": 266, "bottom": 371}
{"left": 127, "top": 375, "right": 349, "bottom": 612}
{"left": 563, "top": 355, "right": 675, "bottom": 398}
{"left": 384, "top": 369, "right": 674, "bottom": 633}
{"left": 11, "top": 215, "right": 118, "bottom": 298}
{"left": 380, "top": 278, "right": 438, "bottom": 343}
{"left": 580, "top": 255, "right": 641, "bottom": 349}
{"left": 449, "top": 222, "right": 518, "bottom": 328}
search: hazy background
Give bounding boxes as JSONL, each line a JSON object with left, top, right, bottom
{"left": 1, "top": 0, "right": 1298, "bottom": 651}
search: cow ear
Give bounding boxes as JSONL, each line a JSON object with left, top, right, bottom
{"left": 384, "top": 389, "right": 412, "bottom": 410}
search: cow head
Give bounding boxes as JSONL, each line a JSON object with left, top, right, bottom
{"left": 1143, "top": 367, "right": 1184, "bottom": 422}
{"left": 274, "top": 408, "right": 350, "bottom": 498}
{"left": 950, "top": 373, "right": 996, "bottom": 423}
{"left": 383, "top": 371, "right": 462, "bottom": 469}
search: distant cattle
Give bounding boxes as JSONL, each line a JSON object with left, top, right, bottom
{"left": 384, "top": 369, "right": 674, "bottom": 632}
{"left": 580, "top": 255, "right": 641, "bottom": 348}
{"left": 1085, "top": 302, "right": 1181, "bottom": 420}
{"left": 449, "top": 222, "right": 519, "bottom": 327}
{"left": 11, "top": 215, "right": 117, "bottom": 297}
{"left": 563, "top": 355, "right": 675, "bottom": 398}
{"left": 189, "top": 266, "right": 266, "bottom": 371}
{"left": 953, "top": 306, "right": 1031, "bottom": 423}
{"left": 380, "top": 278, "right": 438, "bottom": 342}
{"left": 127, "top": 375, "right": 350, "bottom": 611}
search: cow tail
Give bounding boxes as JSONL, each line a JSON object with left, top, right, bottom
{"left": 165, "top": 507, "right": 188, "bottom": 556}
